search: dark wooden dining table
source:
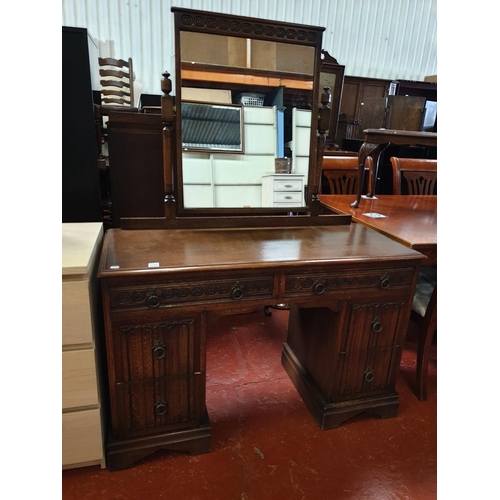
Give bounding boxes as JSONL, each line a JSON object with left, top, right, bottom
{"left": 318, "top": 194, "right": 437, "bottom": 265}
{"left": 350, "top": 129, "right": 437, "bottom": 208}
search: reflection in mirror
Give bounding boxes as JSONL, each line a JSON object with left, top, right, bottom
{"left": 318, "top": 50, "right": 345, "bottom": 149}
{"left": 181, "top": 102, "right": 244, "bottom": 153}
{"left": 180, "top": 34, "right": 314, "bottom": 209}
{"left": 172, "top": 8, "right": 324, "bottom": 213}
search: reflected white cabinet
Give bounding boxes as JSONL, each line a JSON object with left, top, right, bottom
{"left": 62, "top": 223, "right": 106, "bottom": 469}
{"left": 182, "top": 106, "right": 278, "bottom": 208}
{"left": 286, "top": 108, "right": 312, "bottom": 178}
{"left": 182, "top": 105, "right": 312, "bottom": 209}
{"left": 262, "top": 173, "right": 305, "bottom": 208}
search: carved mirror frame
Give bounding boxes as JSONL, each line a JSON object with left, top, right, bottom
{"left": 171, "top": 8, "right": 327, "bottom": 219}
{"left": 120, "top": 7, "right": 350, "bottom": 229}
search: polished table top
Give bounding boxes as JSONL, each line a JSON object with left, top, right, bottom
{"left": 318, "top": 195, "right": 437, "bottom": 258}
{"left": 98, "top": 223, "right": 424, "bottom": 278}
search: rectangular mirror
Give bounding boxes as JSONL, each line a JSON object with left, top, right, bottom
{"left": 172, "top": 7, "right": 325, "bottom": 214}
{"left": 181, "top": 101, "right": 244, "bottom": 153}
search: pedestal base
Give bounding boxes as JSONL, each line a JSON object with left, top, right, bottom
{"left": 106, "top": 412, "right": 211, "bottom": 471}
{"left": 282, "top": 343, "right": 399, "bottom": 430}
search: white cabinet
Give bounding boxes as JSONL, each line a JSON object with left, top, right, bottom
{"left": 261, "top": 174, "right": 305, "bottom": 208}
{"left": 62, "top": 223, "right": 106, "bottom": 469}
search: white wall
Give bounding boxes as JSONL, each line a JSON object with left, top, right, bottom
{"left": 62, "top": 0, "right": 437, "bottom": 96}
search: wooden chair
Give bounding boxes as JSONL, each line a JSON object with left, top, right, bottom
{"left": 95, "top": 57, "right": 138, "bottom": 146}
{"left": 390, "top": 157, "right": 437, "bottom": 195}
{"left": 322, "top": 156, "right": 374, "bottom": 194}
{"left": 411, "top": 268, "right": 437, "bottom": 401}
{"left": 390, "top": 156, "right": 437, "bottom": 401}
{"left": 94, "top": 57, "right": 139, "bottom": 227}
{"left": 99, "top": 57, "right": 136, "bottom": 107}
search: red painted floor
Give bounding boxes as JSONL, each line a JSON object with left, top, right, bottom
{"left": 62, "top": 308, "right": 437, "bottom": 499}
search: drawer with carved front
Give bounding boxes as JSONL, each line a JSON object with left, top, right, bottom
{"left": 284, "top": 268, "right": 415, "bottom": 299}
{"left": 108, "top": 275, "right": 276, "bottom": 311}
{"left": 333, "top": 346, "right": 401, "bottom": 402}
{"left": 339, "top": 299, "right": 408, "bottom": 353}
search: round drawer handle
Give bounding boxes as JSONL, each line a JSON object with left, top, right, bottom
{"left": 314, "top": 282, "right": 325, "bottom": 295}
{"left": 364, "top": 368, "right": 374, "bottom": 383}
{"left": 284, "top": 184, "right": 293, "bottom": 188}
{"left": 380, "top": 273, "right": 390, "bottom": 289}
{"left": 371, "top": 318, "right": 382, "bottom": 333}
{"left": 284, "top": 196, "right": 292, "bottom": 199}
{"left": 152, "top": 342, "right": 166, "bottom": 360}
{"left": 232, "top": 286, "right": 243, "bottom": 300}
{"left": 154, "top": 400, "right": 168, "bottom": 416}
{"left": 148, "top": 293, "right": 160, "bottom": 308}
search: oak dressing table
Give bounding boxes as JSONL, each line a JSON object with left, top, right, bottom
{"left": 98, "top": 8, "right": 425, "bottom": 470}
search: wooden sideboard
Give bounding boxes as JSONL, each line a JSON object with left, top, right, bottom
{"left": 98, "top": 224, "right": 425, "bottom": 470}
{"left": 62, "top": 223, "right": 106, "bottom": 469}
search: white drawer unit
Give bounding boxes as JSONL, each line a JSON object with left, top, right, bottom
{"left": 262, "top": 173, "right": 305, "bottom": 208}
{"left": 62, "top": 223, "right": 106, "bottom": 469}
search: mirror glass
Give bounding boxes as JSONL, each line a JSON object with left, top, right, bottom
{"left": 173, "top": 10, "right": 323, "bottom": 212}
{"left": 181, "top": 101, "right": 244, "bottom": 153}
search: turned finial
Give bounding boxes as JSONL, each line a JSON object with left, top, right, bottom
{"left": 161, "top": 71, "right": 172, "bottom": 96}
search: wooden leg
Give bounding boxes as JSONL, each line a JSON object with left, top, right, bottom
{"left": 415, "top": 287, "right": 437, "bottom": 401}
{"left": 365, "top": 149, "right": 382, "bottom": 197}
{"left": 352, "top": 142, "right": 379, "bottom": 207}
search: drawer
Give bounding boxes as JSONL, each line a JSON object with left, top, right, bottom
{"left": 340, "top": 299, "right": 408, "bottom": 353}
{"left": 273, "top": 202, "right": 304, "bottom": 208}
{"left": 110, "top": 313, "right": 201, "bottom": 383}
{"left": 108, "top": 275, "right": 276, "bottom": 311}
{"left": 284, "top": 268, "right": 415, "bottom": 299}
{"left": 112, "top": 376, "right": 202, "bottom": 439}
{"left": 273, "top": 179, "right": 303, "bottom": 192}
{"left": 273, "top": 191, "right": 303, "bottom": 203}
{"left": 62, "top": 349, "right": 99, "bottom": 410}
{"left": 333, "top": 346, "right": 401, "bottom": 402}
{"left": 62, "top": 280, "right": 93, "bottom": 345}
{"left": 62, "top": 408, "right": 103, "bottom": 466}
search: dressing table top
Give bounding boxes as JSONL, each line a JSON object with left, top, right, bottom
{"left": 98, "top": 224, "right": 424, "bottom": 278}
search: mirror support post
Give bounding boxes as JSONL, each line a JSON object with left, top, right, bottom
{"left": 161, "top": 71, "right": 176, "bottom": 219}
{"left": 310, "top": 86, "right": 331, "bottom": 215}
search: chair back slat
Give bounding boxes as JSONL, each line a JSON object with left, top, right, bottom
{"left": 98, "top": 57, "right": 131, "bottom": 69}
{"left": 99, "top": 69, "right": 131, "bottom": 80}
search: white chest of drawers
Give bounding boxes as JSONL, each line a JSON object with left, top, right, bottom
{"left": 262, "top": 173, "right": 305, "bottom": 208}
{"left": 62, "top": 223, "right": 106, "bottom": 469}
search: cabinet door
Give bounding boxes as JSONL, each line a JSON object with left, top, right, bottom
{"left": 332, "top": 299, "right": 410, "bottom": 401}
{"left": 107, "top": 312, "right": 204, "bottom": 439}
{"left": 339, "top": 77, "right": 389, "bottom": 141}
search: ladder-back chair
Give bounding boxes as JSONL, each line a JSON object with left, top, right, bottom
{"left": 99, "top": 57, "right": 135, "bottom": 108}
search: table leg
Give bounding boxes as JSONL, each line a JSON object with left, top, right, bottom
{"left": 416, "top": 286, "right": 437, "bottom": 401}
{"left": 352, "top": 142, "right": 380, "bottom": 208}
